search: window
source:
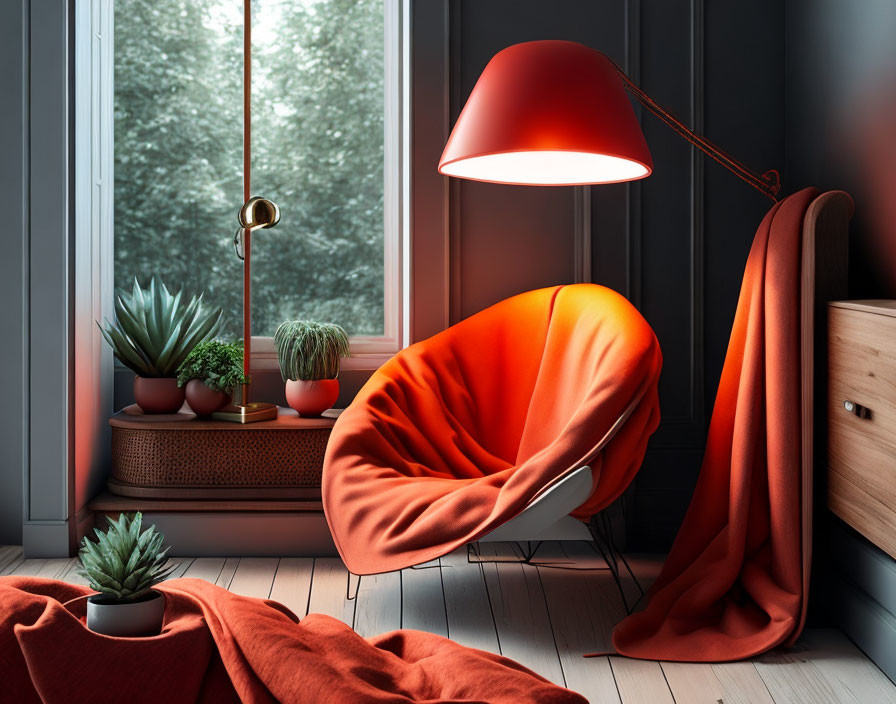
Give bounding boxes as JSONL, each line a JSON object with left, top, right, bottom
{"left": 112, "top": 0, "right": 405, "bottom": 366}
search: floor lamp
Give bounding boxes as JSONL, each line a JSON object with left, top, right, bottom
{"left": 438, "top": 40, "right": 780, "bottom": 200}
{"left": 214, "top": 0, "right": 280, "bottom": 423}
{"left": 437, "top": 39, "right": 782, "bottom": 605}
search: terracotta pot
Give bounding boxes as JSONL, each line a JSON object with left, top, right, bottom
{"left": 185, "top": 379, "right": 231, "bottom": 416}
{"left": 87, "top": 590, "right": 165, "bottom": 637}
{"left": 133, "top": 376, "right": 186, "bottom": 414}
{"left": 285, "top": 378, "right": 339, "bottom": 416}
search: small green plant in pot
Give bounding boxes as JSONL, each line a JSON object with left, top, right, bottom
{"left": 98, "top": 277, "right": 223, "bottom": 414}
{"left": 275, "top": 321, "right": 349, "bottom": 416}
{"left": 176, "top": 340, "right": 248, "bottom": 415}
{"left": 78, "top": 512, "right": 175, "bottom": 637}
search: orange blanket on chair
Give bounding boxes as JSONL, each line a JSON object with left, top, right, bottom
{"left": 324, "top": 284, "right": 662, "bottom": 575}
{"left": 613, "top": 188, "right": 819, "bottom": 661}
{"left": 0, "top": 576, "right": 586, "bottom": 703}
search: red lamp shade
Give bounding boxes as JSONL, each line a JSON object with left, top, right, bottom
{"left": 439, "top": 40, "right": 653, "bottom": 186}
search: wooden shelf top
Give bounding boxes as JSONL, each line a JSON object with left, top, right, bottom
{"left": 88, "top": 491, "right": 323, "bottom": 513}
{"left": 830, "top": 299, "right": 896, "bottom": 318}
{"left": 110, "top": 404, "right": 341, "bottom": 430}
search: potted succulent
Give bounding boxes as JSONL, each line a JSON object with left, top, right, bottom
{"left": 77, "top": 512, "right": 175, "bottom": 637}
{"left": 275, "top": 320, "right": 349, "bottom": 416}
{"left": 176, "top": 340, "right": 248, "bottom": 415}
{"left": 98, "top": 277, "right": 223, "bottom": 413}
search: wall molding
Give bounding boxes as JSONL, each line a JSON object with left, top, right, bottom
{"left": 73, "top": 0, "right": 114, "bottom": 546}
{"left": 409, "top": 0, "right": 452, "bottom": 341}
{"left": 0, "top": 0, "right": 28, "bottom": 544}
{"left": 651, "top": 0, "right": 705, "bottom": 438}
{"left": 574, "top": 186, "right": 592, "bottom": 283}
{"left": 624, "top": 0, "right": 643, "bottom": 308}
{"left": 25, "top": 0, "right": 76, "bottom": 557}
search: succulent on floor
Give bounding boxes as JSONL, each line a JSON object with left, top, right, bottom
{"left": 98, "top": 277, "right": 224, "bottom": 377}
{"left": 78, "top": 512, "right": 175, "bottom": 602}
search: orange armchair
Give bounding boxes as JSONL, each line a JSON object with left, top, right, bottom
{"left": 323, "top": 283, "right": 662, "bottom": 575}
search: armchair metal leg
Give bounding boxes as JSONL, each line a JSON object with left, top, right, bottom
{"left": 467, "top": 541, "right": 544, "bottom": 564}
{"left": 346, "top": 570, "right": 360, "bottom": 601}
{"left": 588, "top": 511, "right": 645, "bottom": 615}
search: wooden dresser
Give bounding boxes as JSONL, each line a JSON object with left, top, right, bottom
{"left": 828, "top": 300, "right": 896, "bottom": 559}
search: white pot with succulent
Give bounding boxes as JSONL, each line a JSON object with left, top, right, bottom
{"left": 274, "top": 321, "right": 349, "bottom": 416}
{"left": 78, "top": 512, "right": 175, "bottom": 637}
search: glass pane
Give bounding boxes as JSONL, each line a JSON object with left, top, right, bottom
{"left": 114, "top": 0, "right": 244, "bottom": 339}
{"left": 114, "top": 0, "right": 386, "bottom": 339}
{"left": 251, "top": 0, "right": 385, "bottom": 336}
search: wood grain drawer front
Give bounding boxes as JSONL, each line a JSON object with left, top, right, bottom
{"left": 828, "top": 306, "right": 896, "bottom": 559}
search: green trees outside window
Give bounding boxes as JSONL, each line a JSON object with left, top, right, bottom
{"left": 114, "top": 0, "right": 385, "bottom": 338}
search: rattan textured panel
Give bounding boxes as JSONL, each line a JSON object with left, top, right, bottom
{"left": 111, "top": 426, "right": 331, "bottom": 488}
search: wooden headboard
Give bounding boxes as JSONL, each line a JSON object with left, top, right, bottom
{"left": 798, "top": 190, "right": 854, "bottom": 631}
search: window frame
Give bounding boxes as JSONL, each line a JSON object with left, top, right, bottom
{"left": 101, "top": 0, "right": 410, "bottom": 374}
{"left": 252, "top": 0, "right": 409, "bottom": 372}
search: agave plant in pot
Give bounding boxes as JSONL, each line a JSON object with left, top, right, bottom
{"left": 176, "top": 340, "right": 248, "bottom": 415}
{"left": 275, "top": 321, "right": 349, "bottom": 416}
{"left": 99, "top": 277, "right": 223, "bottom": 413}
{"left": 78, "top": 512, "right": 175, "bottom": 637}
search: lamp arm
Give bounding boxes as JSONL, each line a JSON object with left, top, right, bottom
{"left": 612, "top": 66, "right": 781, "bottom": 202}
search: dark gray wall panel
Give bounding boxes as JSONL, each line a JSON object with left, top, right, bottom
{"left": 426, "top": 0, "right": 785, "bottom": 550}
{"left": 0, "top": 1, "right": 27, "bottom": 545}
{"left": 452, "top": 0, "right": 627, "bottom": 321}
{"left": 785, "top": 0, "right": 896, "bottom": 299}
{"left": 628, "top": 0, "right": 785, "bottom": 548}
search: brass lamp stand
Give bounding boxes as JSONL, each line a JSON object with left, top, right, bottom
{"left": 213, "top": 0, "right": 279, "bottom": 424}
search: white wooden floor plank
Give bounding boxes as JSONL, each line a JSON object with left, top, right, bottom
{"left": 164, "top": 557, "right": 195, "bottom": 580}
{"left": 401, "top": 559, "right": 448, "bottom": 637}
{"left": 754, "top": 628, "right": 853, "bottom": 704}
{"left": 478, "top": 542, "right": 566, "bottom": 684}
{"left": 50, "top": 558, "right": 81, "bottom": 584}
{"left": 58, "top": 558, "right": 91, "bottom": 586}
{"left": 353, "top": 570, "right": 401, "bottom": 638}
{"left": 662, "top": 661, "right": 775, "bottom": 704}
{"left": 181, "top": 557, "right": 226, "bottom": 583}
{"left": 307, "top": 558, "right": 356, "bottom": 626}
{"left": 11, "top": 558, "right": 73, "bottom": 579}
{"left": 602, "top": 545, "right": 674, "bottom": 704}
{"left": 755, "top": 628, "right": 896, "bottom": 704}
{"left": 269, "top": 558, "right": 314, "bottom": 619}
{"left": 6, "top": 558, "right": 46, "bottom": 577}
{"left": 537, "top": 542, "right": 621, "bottom": 704}
{"left": 610, "top": 657, "right": 675, "bottom": 704}
{"left": 228, "top": 557, "right": 278, "bottom": 599}
{"left": 214, "top": 558, "right": 240, "bottom": 589}
{"left": 440, "top": 548, "right": 501, "bottom": 653}
{"left": 798, "top": 628, "right": 896, "bottom": 702}
{"left": 715, "top": 662, "right": 778, "bottom": 703}
{"left": 0, "top": 546, "right": 24, "bottom": 574}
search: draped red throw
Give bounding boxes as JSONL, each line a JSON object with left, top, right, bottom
{"left": 613, "top": 188, "right": 819, "bottom": 661}
{"left": 1, "top": 577, "right": 586, "bottom": 703}
{"left": 323, "top": 284, "right": 662, "bottom": 575}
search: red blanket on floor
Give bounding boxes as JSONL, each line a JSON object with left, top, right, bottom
{"left": 0, "top": 577, "right": 585, "bottom": 703}
{"left": 612, "top": 188, "right": 819, "bottom": 661}
{"left": 324, "top": 284, "right": 662, "bottom": 575}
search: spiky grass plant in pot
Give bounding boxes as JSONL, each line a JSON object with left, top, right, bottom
{"left": 98, "top": 277, "right": 223, "bottom": 414}
{"left": 78, "top": 512, "right": 175, "bottom": 637}
{"left": 274, "top": 321, "right": 349, "bottom": 416}
{"left": 176, "top": 340, "right": 248, "bottom": 415}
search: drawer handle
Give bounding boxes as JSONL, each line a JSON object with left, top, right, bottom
{"left": 843, "top": 400, "right": 872, "bottom": 420}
